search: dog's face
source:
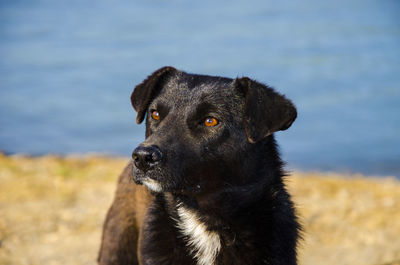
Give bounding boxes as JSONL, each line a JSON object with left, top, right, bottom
{"left": 131, "top": 67, "right": 296, "bottom": 195}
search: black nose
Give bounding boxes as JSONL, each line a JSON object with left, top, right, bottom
{"left": 132, "top": 145, "right": 163, "bottom": 172}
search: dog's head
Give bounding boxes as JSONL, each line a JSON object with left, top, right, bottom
{"left": 130, "top": 66, "right": 296, "bottom": 194}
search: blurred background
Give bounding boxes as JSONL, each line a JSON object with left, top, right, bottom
{"left": 1, "top": 0, "right": 399, "bottom": 177}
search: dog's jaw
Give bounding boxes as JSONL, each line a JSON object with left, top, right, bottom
{"left": 175, "top": 204, "right": 221, "bottom": 265}
{"left": 142, "top": 179, "right": 163, "bottom": 193}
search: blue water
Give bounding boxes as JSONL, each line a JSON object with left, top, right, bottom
{"left": 1, "top": 0, "right": 399, "bottom": 177}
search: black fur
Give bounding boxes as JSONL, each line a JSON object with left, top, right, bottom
{"left": 98, "top": 66, "right": 300, "bottom": 265}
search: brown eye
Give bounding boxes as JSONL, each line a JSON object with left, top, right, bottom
{"left": 204, "top": 117, "right": 218, "bottom": 127}
{"left": 151, "top": 110, "right": 160, "bottom": 120}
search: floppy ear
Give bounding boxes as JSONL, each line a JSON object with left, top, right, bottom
{"left": 131, "top": 66, "right": 177, "bottom": 124}
{"left": 235, "top": 77, "right": 297, "bottom": 143}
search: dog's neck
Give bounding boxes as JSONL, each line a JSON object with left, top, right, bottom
{"left": 163, "top": 193, "right": 227, "bottom": 265}
{"left": 175, "top": 201, "right": 222, "bottom": 265}
{"left": 162, "top": 177, "right": 282, "bottom": 265}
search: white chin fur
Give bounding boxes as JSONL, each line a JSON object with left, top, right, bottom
{"left": 142, "top": 179, "right": 162, "bottom": 192}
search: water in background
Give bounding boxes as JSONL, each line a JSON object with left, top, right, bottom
{"left": 1, "top": 0, "right": 399, "bottom": 177}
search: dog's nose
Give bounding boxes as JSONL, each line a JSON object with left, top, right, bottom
{"left": 132, "top": 145, "right": 162, "bottom": 172}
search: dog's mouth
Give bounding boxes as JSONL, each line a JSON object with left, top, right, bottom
{"left": 132, "top": 164, "right": 204, "bottom": 194}
{"left": 132, "top": 162, "right": 177, "bottom": 193}
{"left": 132, "top": 164, "right": 163, "bottom": 191}
{"left": 134, "top": 175, "right": 164, "bottom": 193}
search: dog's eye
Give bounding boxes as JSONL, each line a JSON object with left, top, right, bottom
{"left": 151, "top": 110, "right": 160, "bottom": 121}
{"left": 204, "top": 117, "right": 219, "bottom": 127}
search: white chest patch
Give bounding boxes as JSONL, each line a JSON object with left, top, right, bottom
{"left": 176, "top": 205, "right": 221, "bottom": 265}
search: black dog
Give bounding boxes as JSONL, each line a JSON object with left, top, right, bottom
{"left": 98, "top": 66, "right": 300, "bottom": 265}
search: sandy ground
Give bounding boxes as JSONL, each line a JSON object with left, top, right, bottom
{"left": 0, "top": 154, "right": 399, "bottom": 265}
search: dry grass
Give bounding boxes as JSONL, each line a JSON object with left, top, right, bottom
{"left": 0, "top": 154, "right": 399, "bottom": 265}
{"left": 288, "top": 172, "right": 400, "bottom": 265}
{"left": 0, "top": 154, "right": 127, "bottom": 265}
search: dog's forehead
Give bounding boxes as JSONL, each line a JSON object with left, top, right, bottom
{"left": 157, "top": 73, "right": 237, "bottom": 106}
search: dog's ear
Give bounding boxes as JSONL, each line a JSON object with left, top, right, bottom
{"left": 235, "top": 77, "right": 297, "bottom": 143}
{"left": 131, "top": 66, "right": 177, "bottom": 124}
